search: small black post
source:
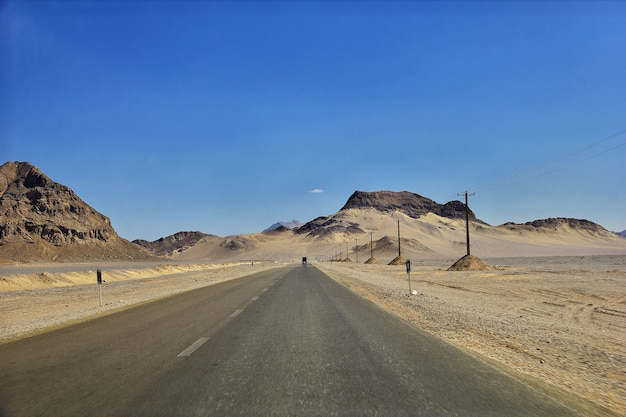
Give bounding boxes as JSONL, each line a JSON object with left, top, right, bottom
{"left": 97, "top": 269, "right": 103, "bottom": 306}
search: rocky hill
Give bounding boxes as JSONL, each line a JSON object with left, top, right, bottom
{"left": 295, "top": 190, "right": 478, "bottom": 239}
{"left": 133, "top": 231, "right": 214, "bottom": 256}
{"left": 340, "top": 190, "right": 476, "bottom": 220}
{"left": 0, "top": 161, "right": 155, "bottom": 262}
{"left": 501, "top": 218, "right": 616, "bottom": 237}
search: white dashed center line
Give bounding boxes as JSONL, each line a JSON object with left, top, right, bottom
{"left": 178, "top": 281, "right": 278, "bottom": 358}
{"left": 177, "top": 337, "right": 210, "bottom": 357}
{"left": 229, "top": 309, "right": 243, "bottom": 318}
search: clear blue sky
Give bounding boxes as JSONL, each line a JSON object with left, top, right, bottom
{"left": 1, "top": 1, "right": 625, "bottom": 240}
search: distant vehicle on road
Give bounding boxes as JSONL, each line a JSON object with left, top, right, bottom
{"left": 302, "top": 257, "right": 307, "bottom": 264}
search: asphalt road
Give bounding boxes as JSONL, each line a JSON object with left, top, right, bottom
{"left": 0, "top": 265, "right": 590, "bottom": 416}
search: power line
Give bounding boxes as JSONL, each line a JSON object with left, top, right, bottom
{"left": 470, "top": 128, "right": 626, "bottom": 194}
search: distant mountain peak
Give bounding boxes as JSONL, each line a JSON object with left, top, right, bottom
{"left": 263, "top": 220, "right": 304, "bottom": 233}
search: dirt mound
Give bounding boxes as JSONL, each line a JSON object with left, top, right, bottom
{"left": 447, "top": 254, "right": 494, "bottom": 271}
{"left": 388, "top": 255, "right": 408, "bottom": 265}
{"left": 364, "top": 257, "right": 379, "bottom": 264}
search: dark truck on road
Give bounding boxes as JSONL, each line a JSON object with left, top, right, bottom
{"left": 302, "top": 257, "right": 307, "bottom": 264}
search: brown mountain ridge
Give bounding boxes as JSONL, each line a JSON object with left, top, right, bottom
{"left": 0, "top": 161, "right": 155, "bottom": 262}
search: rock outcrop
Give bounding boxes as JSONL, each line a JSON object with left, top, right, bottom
{"left": 340, "top": 190, "right": 475, "bottom": 220}
{"left": 133, "top": 231, "right": 213, "bottom": 256}
{"left": 501, "top": 218, "right": 615, "bottom": 237}
{"left": 294, "top": 216, "right": 364, "bottom": 238}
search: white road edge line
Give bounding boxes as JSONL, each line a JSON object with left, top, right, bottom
{"left": 177, "top": 337, "right": 210, "bottom": 357}
{"left": 229, "top": 309, "right": 243, "bottom": 318}
{"left": 251, "top": 296, "right": 259, "bottom": 301}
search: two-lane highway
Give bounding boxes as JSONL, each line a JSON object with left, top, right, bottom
{"left": 0, "top": 265, "right": 592, "bottom": 416}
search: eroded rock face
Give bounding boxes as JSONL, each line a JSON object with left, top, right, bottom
{"left": 0, "top": 161, "right": 114, "bottom": 246}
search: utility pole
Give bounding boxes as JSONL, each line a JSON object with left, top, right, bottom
{"left": 355, "top": 238, "right": 358, "bottom": 263}
{"left": 370, "top": 232, "right": 374, "bottom": 259}
{"left": 457, "top": 191, "right": 475, "bottom": 256}
{"left": 397, "top": 220, "right": 401, "bottom": 257}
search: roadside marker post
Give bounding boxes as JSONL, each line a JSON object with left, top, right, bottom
{"left": 97, "top": 269, "right": 103, "bottom": 306}
{"left": 405, "top": 260, "right": 412, "bottom": 295}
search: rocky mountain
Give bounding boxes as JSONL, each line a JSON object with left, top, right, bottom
{"left": 0, "top": 161, "right": 155, "bottom": 262}
{"left": 617, "top": 230, "right": 626, "bottom": 238}
{"left": 340, "top": 190, "right": 476, "bottom": 220}
{"left": 133, "top": 231, "right": 214, "bottom": 256}
{"left": 295, "top": 190, "right": 477, "bottom": 239}
{"left": 263, "top": 220, "right": 304, "bottom": 233}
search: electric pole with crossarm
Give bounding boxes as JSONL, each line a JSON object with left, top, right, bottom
{"left": 457, "top": 191, "right": 475, "bottom": 256}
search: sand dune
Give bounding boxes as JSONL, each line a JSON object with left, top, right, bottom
{"left": 167, "top": 209, "right": 626, "bottom": 263}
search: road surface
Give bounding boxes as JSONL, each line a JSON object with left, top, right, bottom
{"left": 0, "top": 265, "right": 592, "bottom": 416}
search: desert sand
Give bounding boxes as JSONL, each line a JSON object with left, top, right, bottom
{"left": 0, "top": 261, "right": 278, "bottom": 340}
{"left": 1, "top": 255, "right": 624, "bottom": 416}
{"left": 168, "top": 210, "right": 626, "bottom": 263}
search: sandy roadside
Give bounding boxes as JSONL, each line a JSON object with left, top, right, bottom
{"left": 0, "top": 261, "right": 281, "bottom": 341}
{"left": 1, "top": 256, "right": 624, "bottom": 415}
{"left": 316, "top": 255, "right": 625, "bottom": 416}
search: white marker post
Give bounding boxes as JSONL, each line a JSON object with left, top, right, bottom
{"left": 405, "top": 259, "right": 412, "bottom": 294}
{"left": 97, "top": 269, "right": 103, "bottom": 306}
